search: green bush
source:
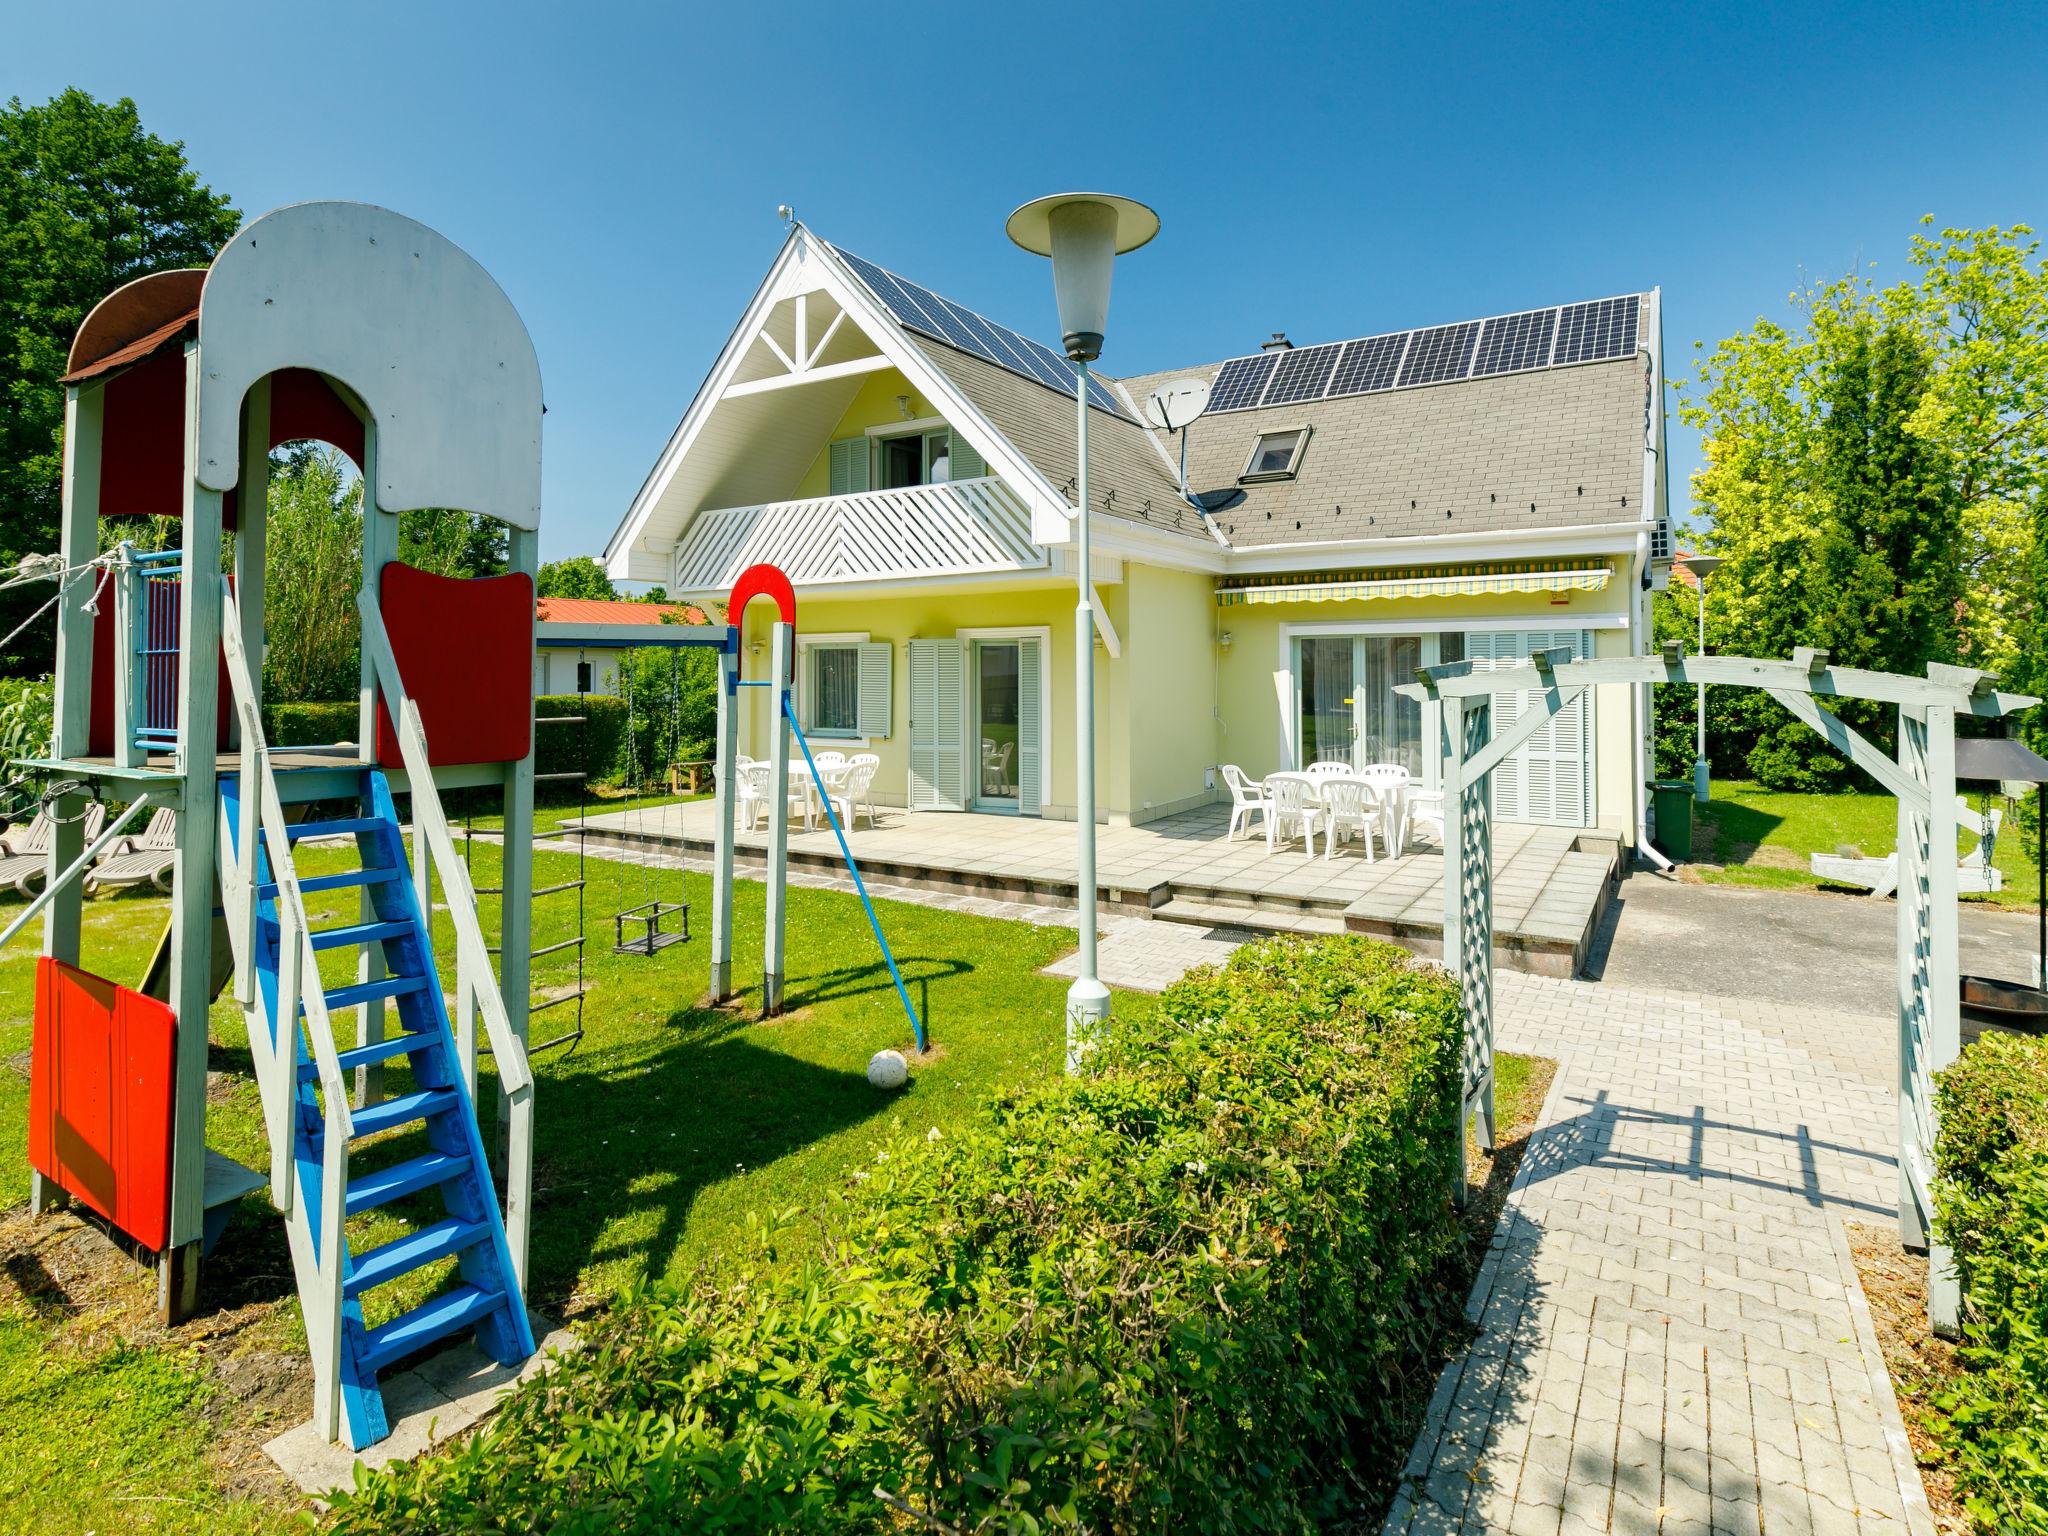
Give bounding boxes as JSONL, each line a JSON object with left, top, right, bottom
{"left": 535, "top": 693, "right": 629, "bottom": 790}
{"left": 327, "top": 935, "right": 1465, "bottom": 1534}
{"left": 1933, "top": 1031, "right": 2048, "bottom": 1532}
{"left": 0, "top": 675, "right": 54, "bottom": 764}
{"left": 263, "top": 699, "right": 359, "bottom": 747}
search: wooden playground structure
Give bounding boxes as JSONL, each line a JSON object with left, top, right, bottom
{"left": 5, "top": 202, "right": 924, "bottom": 1452}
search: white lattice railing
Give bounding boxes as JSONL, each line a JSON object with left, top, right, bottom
{"left": 672, "top": 476, "right": 1048, "bottom": 593}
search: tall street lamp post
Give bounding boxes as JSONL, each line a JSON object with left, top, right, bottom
{"left": 1007, "top": 192, "right": 1159, "bottom": 1073}
{"left": 1677, "top": 553, "right": 1723, "bottom": 803}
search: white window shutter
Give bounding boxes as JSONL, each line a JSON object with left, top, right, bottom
{"left": 1016, "top": 638, "right": 1042, "bottom": 811}
{"left": 949, "top": 430, "right": 987, "bottom": 482}
{"left": 828, "top": 437, "right": 870, "bottom": 495}
{"left": 1473, "top": 629, "right": 1592, "bottom": 827}
{"left": 856, "top": 642, "right": 892, "bottom": 739}
{"left": 907, "top": 638, "right": 966, "bottom": 811}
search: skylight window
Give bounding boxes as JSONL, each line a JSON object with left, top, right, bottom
{"left": 1241, "top": 427, "right": 1309, "bottom": 483}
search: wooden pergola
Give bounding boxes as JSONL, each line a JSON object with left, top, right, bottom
{"left": 1400, "top": 647, "right": 2038, "bottom": 1333}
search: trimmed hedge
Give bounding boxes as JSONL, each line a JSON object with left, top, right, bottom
{"left": 328, "top": 935, "right": 1465, "bottom": 1533}
{"left": 259, "top": 694, "right": 631, "bottom": 792}
{"left": 1933, "top": 1030, "right": 2048, "bottom": 1532}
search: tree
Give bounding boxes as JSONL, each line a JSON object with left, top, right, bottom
{"left": 1674, "top": 221, "right": 2047, "bottom": 788}
{"left": 0, "top": 90, "right": 239, "bottom": 675}
{"left": 263, "top": 447, "right": 363, "bottom": 703}
{"left": 399, "top": 508, "right": 506, "bottom": 579}
{"left": 536, "top": 557, "right": 615, "bottom": 601}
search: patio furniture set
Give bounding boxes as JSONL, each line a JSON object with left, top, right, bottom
{"left": 735, "top": 751, "right": 882, "bottom": 833}
{"left": 1220, "top": 761, "right": 1445, "bottom": 861}
{"left": 0, "top": 801, "right": 177, "bottom": 897}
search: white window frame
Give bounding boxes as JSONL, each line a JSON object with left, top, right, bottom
{"left": 956, "top": 625, "right": 1052, "bottom": 813}
{"left": 1240, "top": 424, "right": 1312, "bottom": 484}
{"left": 797, "top": 630, "right": 870, "bottom": 743}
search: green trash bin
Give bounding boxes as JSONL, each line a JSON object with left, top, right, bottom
{"left": 1650, "top": 780, "right": 1695, "bottom": 861}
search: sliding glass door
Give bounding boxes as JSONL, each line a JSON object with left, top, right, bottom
{"left": 1291, "top": 631, "right": 1463, "bottom": 781}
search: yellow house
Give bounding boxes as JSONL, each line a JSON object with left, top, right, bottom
{"left": 603, "top": 226, "right": 1672, "bottom": 846}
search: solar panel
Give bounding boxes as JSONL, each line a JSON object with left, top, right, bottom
{"left": 1554, "top": 296, "right": 1639, "bottom": 365}
{"left": 1397, "top": 321, "right": 1480, "bottom": 387}
{"left": 1263, "top": 342, "right": 1341, "bottom": 405}
{"left": 1208, "top": 354, "right": 1279, "bottom": 412}
{"left": 1471, "top": 308, "right": 1559, "bottom": 376}
{"left": 829, "top": 242, "right": 1137, "bottom": 422}
{"left": 1327, "top": 333, "right": 1408, "bottom": 397}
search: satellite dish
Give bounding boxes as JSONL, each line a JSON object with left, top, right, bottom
{"left": 1144, "top": 376, "right": 1211, "bottom": 432}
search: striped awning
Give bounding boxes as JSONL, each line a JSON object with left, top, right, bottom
{"left": 1216, "top": 560, "right": 1613, "bottom": 606}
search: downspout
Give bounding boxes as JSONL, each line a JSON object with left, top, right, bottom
{"left": 1635, "top": 288, "right": 1673, "bottom": 872}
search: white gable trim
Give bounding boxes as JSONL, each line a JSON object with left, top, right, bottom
{"left": 605, "top": 227, "right": 1071, "bottom": 581}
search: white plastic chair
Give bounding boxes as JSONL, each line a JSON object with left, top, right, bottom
{"left": 1263, "top": 773, "right": 1324, "bottom": 859}
{"left": 737, "top": 762, "right": 774, "bottom": 831}
{"left": 810, "top": 749, "right": 847, "bottom": 773}
{"left": 1317, "top": 776, "right": 1381, "bottom": 863}
{"left": 826, "top": 757, "right": 881, "bottom": 829}
{"left": 1358, "top": 764, "right": 1412, "bottom": 854}
{"left": 1304, "top": 760, "right": 1350, "bottom": 783}
{"left": 848, "top": 753, "right": 882, "bottom": 824}
{"left": 1405, "top": 788, "right": 1446, "bottom": 850}
{"left": 1219, "top": 765, "right": 1269, "bottom": 842}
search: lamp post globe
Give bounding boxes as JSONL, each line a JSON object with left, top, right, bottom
{"left": 1007, "top": 193, "right": 1159, "bottom": 1072}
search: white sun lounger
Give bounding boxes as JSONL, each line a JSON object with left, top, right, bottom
{"left": 85, "top": 805, "right": 180, "bottom": 894}
{"left": 0, "top": 802, "right": 108, "bottom": 897}
{"left": 1809, "top": 798, "right": 2004, "bottom": 897}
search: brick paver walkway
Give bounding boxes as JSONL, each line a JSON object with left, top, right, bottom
{"left": 1387, "top": 974, "right": 1932, "bottom": 1536}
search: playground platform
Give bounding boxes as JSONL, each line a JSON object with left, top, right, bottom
{"left": 563, "top": 802, "right": 1624, "bottom": 978}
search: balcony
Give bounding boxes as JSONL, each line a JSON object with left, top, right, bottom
{"left": 671, "top": 475, "right": 1049, "bottom": 594}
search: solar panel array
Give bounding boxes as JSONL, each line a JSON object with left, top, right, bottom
{"left": 830, "top": 244, "right": 1132, "bottom": 421}
{"left": 1200, "top": 294, "right": 1643, "bottom": 415}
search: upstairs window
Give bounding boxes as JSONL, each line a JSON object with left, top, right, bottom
{"left": 1241, "top": 427, "right": 1309, "bottom": 483}
{"left": 828, "top": 429, "right": 988, "bottom": 496}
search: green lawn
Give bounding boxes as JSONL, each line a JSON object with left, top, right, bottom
{"left": 0, "top": 843, "right": 1117, "bottom": 1528}
{"left": 1687, "top": 778, "right": 2043, "bottom": 907}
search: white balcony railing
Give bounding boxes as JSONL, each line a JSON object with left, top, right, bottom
{"left": 672, "top": 475, "right": 1049, "bottom": 593}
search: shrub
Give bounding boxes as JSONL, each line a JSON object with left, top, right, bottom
{"left": 263, "top": 699, "right": 359, "bottom": 747}
{"left": 327, "top": 936, "right": 1466, "bottom": 1534}
{"left": 535, "top": 693, "right": 629, "bottom": 790}
{"left": 1933, "top": 1031, "right": 2048, "bottom": 1532}
{"left": 0, "top": 674, "right": 54, "bottom": 764}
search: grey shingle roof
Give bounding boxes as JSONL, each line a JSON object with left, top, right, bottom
{"left": 1115, "top": 357, "right": 1648, "bottom": 547}
{"left": 903, "top": 334, "right": 1212, "bottom": 541}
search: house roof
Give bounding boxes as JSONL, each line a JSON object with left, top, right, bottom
{"left": 535, "top": 596, "right": 708, "bottom": 626}
{"left": 1115, "top": 353, "right": 1649, "bottom": 548}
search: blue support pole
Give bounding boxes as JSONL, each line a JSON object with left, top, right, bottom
{"left": 783, "top": 693, "right": 929, "bottom": 1053}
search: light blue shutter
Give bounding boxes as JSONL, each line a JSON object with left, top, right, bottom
{"left": 828, "top": 437, "right": 870, "bottom": 495}
{"left": 857, "top": 642, "right": 892, "bottom": 739}
{"left": 1471, "top": 630, "right": 1592, "bottom": 826}
{"left": 949, "top": 430, "right": 987, "bottom": 481}
{"left": 1016, "top": 639, "right": 1042, "bottom": 811}
{"left": 907, "top": 639, "right": 966, "bottom": 810}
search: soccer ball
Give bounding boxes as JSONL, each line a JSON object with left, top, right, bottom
{"left": 866, "top": 1049, "right": 909, "bottom": 1090}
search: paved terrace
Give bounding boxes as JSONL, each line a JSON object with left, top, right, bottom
{"left": 565, "top": 801, "right": 1623, "bottom": 976}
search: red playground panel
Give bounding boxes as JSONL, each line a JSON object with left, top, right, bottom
{"left": 374, "top": 563, "right": 535, "bottom": 768}
{"left": 27, "top": 957, "right": 176, "bottom": 1252}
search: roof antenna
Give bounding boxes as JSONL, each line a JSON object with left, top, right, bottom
{"left": 777, "top": 204, "right": 796, "bottom": 228}
{"left": 1142, "top": 376, "right": 1212, "bottom": 503}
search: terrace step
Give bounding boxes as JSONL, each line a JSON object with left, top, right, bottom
{"left": 1153, "top": 898, "right": 1346, "bottom": 936}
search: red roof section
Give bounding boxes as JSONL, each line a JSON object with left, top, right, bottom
{"left": 536, "top": 596, "right": 709, "bottom": 626}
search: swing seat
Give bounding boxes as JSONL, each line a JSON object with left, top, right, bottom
{"left": 614, "top": 898, "right": 689, "bottom": 956}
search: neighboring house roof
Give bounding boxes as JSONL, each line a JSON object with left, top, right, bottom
{"left": 1117, "top": 347, "right": 1647, "bottom": 549}
{"left": 535, "top": 596, "right": 709, "bottom": 626}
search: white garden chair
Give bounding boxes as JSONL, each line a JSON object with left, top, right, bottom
{"left": 1317, "top": 776, "right": 1381, "bottom": 863}
{"left": 848, "top": 753, "right": 882, "bottom": 824}
{"left": 1263, "top": 773, "right": 1325, "bottom": 859}
{"left": 1405, "top": 788, "right": 1446, "bottom": 850}
{"left": 825, "top": 756, "right": 881, "bottom": 830}
{"left": 1358, "top": 764, "right": 1412, "bottom": 854}
{"left": 1219, "top": 764, "right": 1269, "bottom": 842}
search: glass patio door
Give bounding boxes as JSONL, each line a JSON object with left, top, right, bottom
{"left": 1293, "top": 632, "right": 1457, "bottom": 780}
{"left": 971, "top": 638, "right": 1040, "bottom": 813}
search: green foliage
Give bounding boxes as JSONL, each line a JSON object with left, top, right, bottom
{"left": 0, "top": 673, "right": 53, "bottom": 763}
{"left": 326, "top": 936, "right": 1465, "bottom": 1534}
{"left": 0, "top": 91, "right": 239, "bottom": 677}
{"left": 262, "top": 699, "right": 359, "bottom": 747}
{"left": 263, "top": 446, "right": 363, "bottom": 703}
{"left": 1933, "top": 1032, "right": 2048, "bottom": 1532}
{"left": 536, "top": 556, "right": 616, "bottom": 602}
{"left": 619, "top": 645, "right": 719, "bottom": 777}
{"left": 534, "top": 692, "right": 629, "bottom": 789}
{"left": 1674, "top": 221, "right": 2048, "bottom": 789}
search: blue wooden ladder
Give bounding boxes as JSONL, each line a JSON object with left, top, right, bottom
{"left": 221, "top": 767, "right": 534, "bottom": 1450}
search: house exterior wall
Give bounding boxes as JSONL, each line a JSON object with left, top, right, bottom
{"left": 789, "top": 367, "right": 946, "bottom": 501}
{"left": 1122, "top": 562, "right": 1223, "bottom": 820}
{"left": 533, "top": 646, "right": 618, "bottom": 697}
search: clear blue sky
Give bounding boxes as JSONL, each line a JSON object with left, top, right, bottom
{"left": 10, "top": 1, "right": 2046, "bottom": 565}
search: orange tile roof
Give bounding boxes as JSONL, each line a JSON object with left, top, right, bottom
{"left": 536, "top": 596, "right": 709, "bottom": 626}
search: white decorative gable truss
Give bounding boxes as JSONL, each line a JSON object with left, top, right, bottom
{"left": 605, "top": 229, "right": 1073, "bottom": 593}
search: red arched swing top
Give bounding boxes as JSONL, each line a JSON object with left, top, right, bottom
{"left": 727, "top": 563, "right": 796, "bottom": 629}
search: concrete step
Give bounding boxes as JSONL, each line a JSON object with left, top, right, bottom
{"left": 1153, "top": 898, "right": 1347, "bottom": 937}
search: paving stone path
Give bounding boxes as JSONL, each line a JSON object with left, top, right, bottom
{"left": 1386, "top": 974, "right": 1932, "bottom": 1536}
